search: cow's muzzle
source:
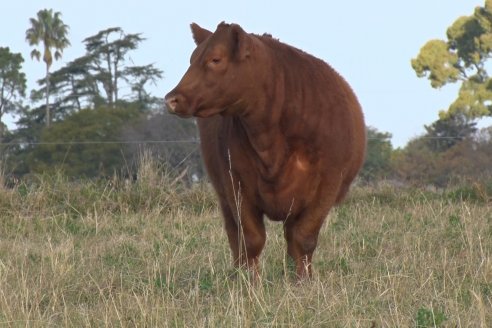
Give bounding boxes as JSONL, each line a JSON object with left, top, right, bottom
{"left": 165, "top": 93, "right": 194, "bottom": 118}
{"left": 165, "top": 95, "right": 179, "bottom": 113}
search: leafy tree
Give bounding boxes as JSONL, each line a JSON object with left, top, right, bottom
{"left": 359, "top": 127, "right": 393, "bottom": 182}
{"left": 3, "top": 105, "right": 44, "bottom": 175}
{"left": 26, "top": 8, "right": 70, "bottom": 127}
{"left": 424, "top": 113, "right": 477, "bottom": 152}
{"left": 29, "top": 105, "right": 140, "bottom": 177}
{"left": 31, "top": 55, "right": 100, "bottom": 119}
{"left": 411, "top": 0, "right": 492, "bottom": 119}
{"left": 424, "top": 134, "right": 492, "bottom": 186}
{"left": 125, "top": 64, "right": 163, "bottom": 107}
{"left": 9, "top": 26, "right": 163, "bottom": 177}
{"left": 0, "top": 47, "right": 26, "bottom": 143}
{"left": 394, "top": 125, "right": 492, "bottom": 187}
{"left": 30, "top": 27, "right": 163, "bottom": 114}
{"left": 393, "top": 137, "right": 441, "bottom": 186}
{"left": 81, "top": 27, "right": 162, "bottom": 107}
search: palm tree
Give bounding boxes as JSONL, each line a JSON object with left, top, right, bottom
{"left": 26, "top": 9, "right": 70, "bottom": 127}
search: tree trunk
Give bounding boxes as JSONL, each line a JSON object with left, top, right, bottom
{"left": 0, "top": 113, "right": 4, "bottom": 146}
{"left": 113, "top": 58, "right": 118, "bottom": 104}
{"left": 0, "top": 83, "right": 5, "bottom": 143}
{"left": 70, "top": 75, "right": 82, "bottom": 111}
{"left": 45, "top": 64, "right": 51, "bottom": 127}
{"left": 106, "top": 52, "right": 114, "bottom": 107}
{"left": 0, "top": 113, "right": 4, "bottom": 159}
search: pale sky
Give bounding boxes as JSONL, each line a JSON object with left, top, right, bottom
{"left": 1, "top": 1, "right": 486, "bottom": 147}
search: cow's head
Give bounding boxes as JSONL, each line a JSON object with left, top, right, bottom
{"left": 165, "top": 22, "right": 260, "bottom": 118}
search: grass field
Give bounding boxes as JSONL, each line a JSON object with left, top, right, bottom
{"left": 0, "top": 168, "right": 491, "bottom": 327}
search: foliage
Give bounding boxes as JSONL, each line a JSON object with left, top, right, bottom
{"left": 0, "top": 47, "right": 26, "bottom": 154}
{"left": 30, "top": 55, "right": 99, "bottom": 117}
{"left": 121, "top": 111, "right": 203, "bottom": 183}
{"left": 28, "top": 105, "right": 140, "bottom": 177}
{"left": 407, "top": 0, "right": 492, "bottom": 186}
{"left": 81, "top": 27, "right": 163, "bottom": 107}
{"left": 393, "top": 125, "right": 492, "bottom": 187}
{"left": 25, "top": 8, "right": 70, "bottom": 127}
{"left": 412, "top": 0, "right": 492, "bottom": 119}
{"left": 125, "top": 64, "right": 164, "bottom": 106}
{"left": 360, "top": 126, "right": 393, "bottom": 182}
{"left": 1, "top": 104, "right": 45, "bottom": 175}
{"left": 0, "top": 47, "right": 26, "bottom": 130}
{"left": 392, "top": 137, "right": 440, "bottom": 186}
{"left": 25, "top": 9, "right": 70, "bottom": 68}
{"left": 5, "top": 24, "right": 165, "bottom": 178}
{"left": 30, "top": 27, "right": 163, "bottom": 118}
{"left": 4, "top": 101, "right": 205, "bottom": 179}
{"left": 424, "top": 113, "right": 477, "bottom": 152}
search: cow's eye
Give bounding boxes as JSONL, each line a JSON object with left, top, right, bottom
{"left": 211, "top": 58, "right": 221, "bottom": 64}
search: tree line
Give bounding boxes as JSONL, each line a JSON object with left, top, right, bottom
{"left": 0, "top": 9, "right": 201, "bottom": 182}
{"left": 363, "top": 118, "right": 492, "bottom": 187}
{"left": 2, "top": 4, "right": 492, "bottom": 188}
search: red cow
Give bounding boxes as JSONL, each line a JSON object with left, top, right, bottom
{"left": 165, "top": 22, "right": 366, "bottom": 280}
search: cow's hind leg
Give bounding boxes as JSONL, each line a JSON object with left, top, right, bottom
{"left": 284, "top": 219, "right": 321, "bottom": 280}
{"left": 284, "top": 200, "right": 336, "bottom": 281}
{"left": 219, "top": 200, "right": 265, "bottom": 278}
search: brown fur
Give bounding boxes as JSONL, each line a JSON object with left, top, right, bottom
{"left": 165, "top": 22, "right": 366, "bottom": 280}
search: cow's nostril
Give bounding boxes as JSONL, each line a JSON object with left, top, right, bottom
{"left": 165, "top": 96, "right": 178, "bottom": 112}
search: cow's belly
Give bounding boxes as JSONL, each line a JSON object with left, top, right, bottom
{"left": 256, "top": 153, "right": 321, "bottom": 221}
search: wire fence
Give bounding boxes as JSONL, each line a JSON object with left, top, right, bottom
{"left": 0, "top": 140, "right": 199, "bottom": 146}
{"left": 1, "top": 134, "right": 491, "bottom": 187}
{"left": 0, "top": 136, "right": 477, "bottom": 146}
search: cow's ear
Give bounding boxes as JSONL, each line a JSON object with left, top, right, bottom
{"left": 230, "top": 24, "right": 251, "bottom": 60}
{"left": 191, "top": 23, "right": 212, "bottom": 45}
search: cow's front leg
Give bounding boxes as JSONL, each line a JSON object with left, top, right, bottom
{"left": 220, "top": 200, "right": 265, "bottom": 279}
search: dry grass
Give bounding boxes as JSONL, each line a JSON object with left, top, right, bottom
{"left": 0, "top": 169, "right": 491, "bottom": 327}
